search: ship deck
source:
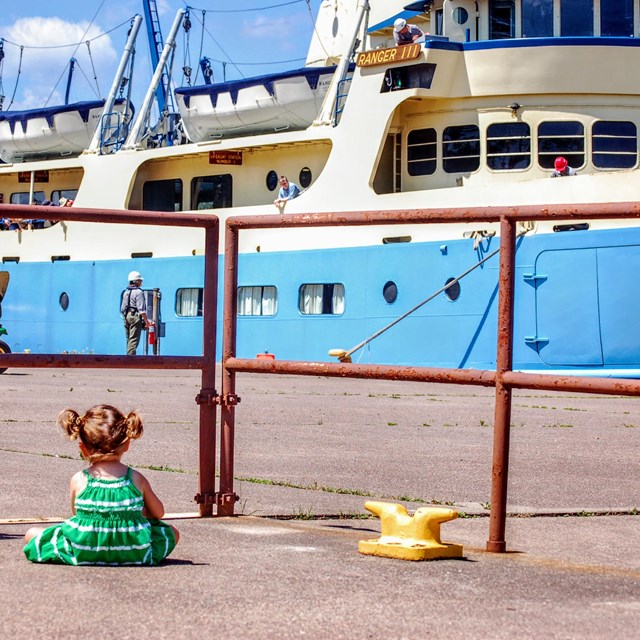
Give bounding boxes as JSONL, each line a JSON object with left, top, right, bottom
{"left": 1, "top": 368, "right": 638, "bottom": 638}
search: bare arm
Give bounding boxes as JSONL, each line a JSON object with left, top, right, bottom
{"left": 69, "top": 471, "right": 87, "bottom": 515}
{"left": 132, "top": 470, "right": 165, "bottom": 519}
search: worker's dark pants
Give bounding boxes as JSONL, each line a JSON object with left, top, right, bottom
{"left": 124, "top": 311, "right": 144, "bottom": 355}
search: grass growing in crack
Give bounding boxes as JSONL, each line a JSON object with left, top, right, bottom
{"left": 234, "top": 476, "right": 456, "bottom": 507}
{"left": 292, "top": 507, "right": 316, "bottom": 520}
{"left": 542, "top": 423, "right": 574, "bottom": 428}
{"left": 140, "top": 464, "right": 187, "bottom": 473}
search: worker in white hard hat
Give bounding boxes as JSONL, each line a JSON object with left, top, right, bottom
{"left": 121, "top": 271, "right": 150, "bottom": 355}
{"left": 393, "top": 17, "right": 424, "bottom": 45}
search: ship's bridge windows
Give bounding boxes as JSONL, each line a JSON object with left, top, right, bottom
{"left": 601, "top": 0, "right": 634, "bottom": 36}
{"left": 522, "top": 0, "right": 553, "bottom": 37}
{"left": 191, "top": 174, "right": 232, "bottom": 210}
{"left": 299, "top": 283, "right": 345, "bottom": 315}
{"left": 489, "top": 0, "right": 515, "bottom": 39}
{"left": 407, "top": 128, "right": 437, "bottom": 176}
{"left": 238, "top": 286, "right": 278, "bottom": 316}
{"left": 143, "top": 179, "right": 183, "bottom": 212}
{"left": 176, "top": 288, "right": 203, "bottom": 317}
{"left": 592, "top": 121, "right": 638, "bottom": 169}
{"left": 537, "top": 121, "right": 585, "bottom": 170}
{"left": 487, "top": 122, "right": 531, "bottom": 171}
{"left": 561, "top": 0, "right": 593, "bottom": 36}
{"left": 443, "top": 125, "right": 480, "bottom": 173}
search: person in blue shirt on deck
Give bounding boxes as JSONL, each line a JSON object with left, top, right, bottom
{"left": 274, "top": 176, "right": 301, "bottom": 208}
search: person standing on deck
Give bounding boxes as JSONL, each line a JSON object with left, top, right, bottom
{"left": 121, "top": 271, "right": 150, "bottom": 355}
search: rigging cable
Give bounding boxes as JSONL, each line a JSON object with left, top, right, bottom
{"left": 305, "top": 0, "right": 333, "bottom": 62}
{"left": 181, "top": 8, "right": 193, "bottom": 86}
{"left": 185, "top": 0, "right": 305, "bottom": 13}
{"left": 6, "top": 45, "right": 23, "bottom": 111}
{"left": 194, "top": 9, "right": 206, "bottom": 84}
{"left": 85, "top": 40, "right": 101, "bottom": 97}
{"left": 0, "top": 40, "right": 5, "bottom": 110}
{"left": 44, "top": 0, "right": 108, "bottom": 106}
{"left": 330, "top": 230, "right": 531, "bottom": 363}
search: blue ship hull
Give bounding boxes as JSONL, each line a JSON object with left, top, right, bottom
{"left": 3, "top": 225, "right": 640, "bottom": 376}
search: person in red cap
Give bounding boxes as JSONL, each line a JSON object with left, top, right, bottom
{"left": 551, "top": 156, "right": 577, "bottom": 177}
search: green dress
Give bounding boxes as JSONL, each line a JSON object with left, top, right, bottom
{"left": 24, "top": 467, "right": 176, "bottom": 566}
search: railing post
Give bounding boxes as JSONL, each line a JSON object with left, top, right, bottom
{"left": 218, "top": 222, "right": 240, "bottom": 515}
{"left": 487, "top": 216, "right": 516, "bottom": 552}
{"left": 197, "top": 223, "right": 219, "bottom": 516}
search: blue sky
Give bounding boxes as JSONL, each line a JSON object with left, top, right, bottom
{"left": 0, "top": 0, "right": 321, "bottom": 111}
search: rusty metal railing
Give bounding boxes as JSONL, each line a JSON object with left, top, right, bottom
{"left": 221, "top": 203, "right": 640, "bottom": 551}
{"left": 0, "top": 203, "right": 221, "bottom": 516}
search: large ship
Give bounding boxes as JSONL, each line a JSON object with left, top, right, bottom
{"left": 1, "top": 0, "right": 639, "bottom": 375}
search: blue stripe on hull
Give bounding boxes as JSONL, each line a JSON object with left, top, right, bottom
{"left": 2, "top": 227, "right": 640, "bottom": 375}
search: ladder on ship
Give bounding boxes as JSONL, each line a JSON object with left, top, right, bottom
{"left": 142, "top": 0, "right": 176, "bottom": 115}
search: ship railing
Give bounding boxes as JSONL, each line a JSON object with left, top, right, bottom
{"left": 99, "top": 110, "right": 126, "bottom": 154}
{"left": 3, "top": 202, "right": 640, "bottom": 555}
{"left": 0, "top": 202, "right": 221, "bottom": 519}
{"left": 219, "top": 203, "right": 640, "bottom": 554}
{"left": 334, "top": 75, "right": 353, "bottom": 126}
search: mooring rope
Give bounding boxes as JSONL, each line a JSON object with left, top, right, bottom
{"left": 330, "top": 230, "right": 529, "bottom": 363}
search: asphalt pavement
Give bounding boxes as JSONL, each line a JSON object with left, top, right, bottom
{"left": 1, "top": 367, "right": 639, "bottom": 639}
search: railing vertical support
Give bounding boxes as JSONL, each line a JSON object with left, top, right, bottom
{"left": 218, "top": 223, "right": 240, "bottom": 515}
{"left": 487, "top": 216, "right": 516, "bottom": 552}
{"left": 198, "top": 224, "right": 219, "bottom": 516}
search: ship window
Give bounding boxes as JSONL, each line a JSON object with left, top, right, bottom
{"left": 299, "top": 167, "right": 312, "bottom": 189}
{"left": 592, "top": 121, "right": 637, "bottom": 169}
{"left": 266, "top": 170, "right": 278, "bottom": 191}
{"left": 444, "top": 277, "right": 461, "bottom": 302}
{"left": 191, "top": 174, "right": 232, "bottom": 210}
{"left": 453, "top": 7, "right": 469, "bottom": 25}
{"left": 237, "top": 286, "right": 278, "bottom": 316}
{"left": 407, "top": 128, "right": 437, "bottom": 176}
{"left": 487, "top": 122, "right": 531, "bottom": 170}
{"left": 601, "top": 0, "right": 633, "bottom": 36}
{"left": 443, "top": 125, "right": 480, "bottom": 173}
{"left": 59, "top": 292, "right": 69, "bottom": 311}
{"left": 143, "top": 179, "right": 183, "bottom": 212}
{"left": 52, "top": 190, "right": 78, "bottom": 205}
{"left": 522, "top": 0, "right": 553, "bottom": 37}
{"left": 383, "top": 281, "right": 398, "bottom": 304}
{"left": 561, "top": 0, "right": 593, "bottom": 36}
{"left": 299, "top": 283, "right": 345, "bottom": 315}
{"left": 11, "top": 191, "right": 45, "bottom": 205}
{"left": 537, "top": 121, "right": 585, "bottom": 169}
{"left": 489, "top": 0, "right": 515, "bottom": 39}
{"left": 176, "top": 288, "right": 203, "bottom": 317}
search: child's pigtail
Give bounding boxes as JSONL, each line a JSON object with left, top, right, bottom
{"left": 57, "top": 409, "right": 82, "bottom": 440}
{"left": 125, "top": 411, "right": 144, "bottom": 440}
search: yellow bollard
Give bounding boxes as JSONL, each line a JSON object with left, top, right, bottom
{"left": 359, "top": 501, "right": 463, "bottom": 561}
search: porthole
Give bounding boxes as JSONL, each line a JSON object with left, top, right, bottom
{"left": 299, "top": 167, "right": 312, "bottom": 189}
{"left": 266, "top": 170, "right": 278, "bottom": 192}
{"left": 453, "top": 7, "right": 469, "bottom": 24}
{"left": 383, "top": 281, "right": 398, "bottom": 304}
{"left": 444, "top": 278, "right": 460, "bottom": 301}
{"left": 59, "top": 292, "right": 69, "bottom": 311}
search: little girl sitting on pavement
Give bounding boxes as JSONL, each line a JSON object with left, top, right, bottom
{"left": 24, "top": 404, "right": 179, "bottom": 565}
